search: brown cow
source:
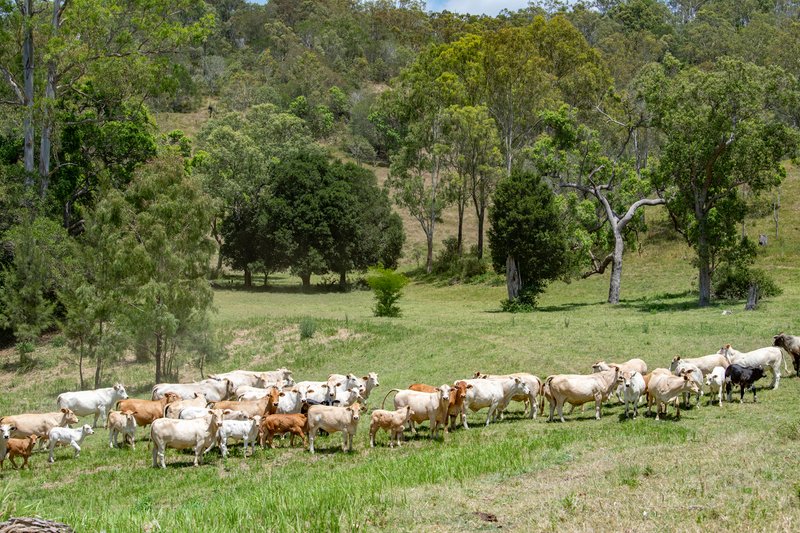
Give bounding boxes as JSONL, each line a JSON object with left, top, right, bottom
{"left": 117, "top": 393, "right": 180, "bottom": 427}
{"left": 2, "top": 435, "right": 37, "bottom": 469}
{"left": 259, "top": 413, "right": 308, "bottom": 448}
{"left": 210, "top": 387, "right": 280, "bottom": 418}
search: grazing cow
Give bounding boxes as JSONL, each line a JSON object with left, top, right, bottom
{"left": 671, "top": 361, "right": 704, "bottom": 407}
{"left": 773, "top": 333, "right": 800, "bottom": 377}
{"left": 56, "top": 383, "right": 129, "bottom": 428}
{"left": 209, "top": 368, "right": 294, "bottom": 389}
{"left": 151, "top": 378, "right": 235, "bottom": 402}
{"left": 0, "top": 409, "right": 80, "bottom": 448}
{"left": 329, "top": 372, "right": 380, "bottom": 400}
{"left": 117, "top": 393, "right": 180, "bottom": 427}
{"left": 704, "top": 366, "right": 726, "bottom": 406}
{"left": 150, "top": 410, "right": 222, "bottom": 468}
{"left": 259, "top": 414, "right": 308, "bottom": 448}
{"left": 647, "top": 373, "right": 700, "bottom": 420}
{"left": 369, "top": 406, "right": 414, "bottom": 448}
{"left": 720, "top": 344, "right": 787, "bottom": 389}
{"left": 178, "top": 408, "right": 249, "bottom": 421}
{"left": 459, "top": 378, "right": 531, "bottom": 428}
{"left": 384, "top": 385, "right": 452, "bottom": 439}
{"left": 618, "top": 370, "right": 646, "bottom": 419}
{"left": 725, "top": 364, "right": 766, "bottom": 403}
{"left": 545, "top": 367, "right": 620, "bottom": 422}
{"left": 306, "top": 402, "right": 363, "bottom": 454}
{"left": 211, "top": 415, "right": 262, "bottom": 458}
{"left": 47, "top": 424, "right": 94, "bottom": 463}
{"left": 164, "top": 393, "right": 208, "bottom": 419}
{"left": 472, "top": 372, "right": 542, "bottom": 419}
{"left": 1, "top": 434, "right": 37, "bottom": 469}
{"left": 669, "top": 353, "right": 729, "bottom": 376}
{"left": 210, "top": 388, "right": 280, "bottom": 418}
{"left": 107, "top": 410, "right": 137, "bottom": 449}
{"left": 409, "top": 382, "right": 471, "bottom": 431}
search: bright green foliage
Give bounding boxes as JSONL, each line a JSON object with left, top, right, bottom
{"left": 366, "top": 267, "right": 409, "bottom": 317}
{"left": 0, "top": 217, "right": 73, "bottom": 365}
{"left": 106, "top": 152, "right": 216, "bottom": 383}
{"left": 489, "top": 171, "right": 572, "bottom": 309}
{"left": 639, "top": 56, "right": 799, "bottom": 305}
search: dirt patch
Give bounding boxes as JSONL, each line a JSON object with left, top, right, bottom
{"left": 226, "top": 329, "right": 254, "bottom": 350}
{"left": 313, "top": 328, "right": 366, "bottom": 345}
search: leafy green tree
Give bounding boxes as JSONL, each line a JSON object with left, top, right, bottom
{"left": 109, "top": 152, "right": 215, "bottom": 383}
{"left": 366, "top": 267, "right": 409, "bottom": 318}
{"left": 488, "top": 170, "right": 571, "bottom": 308}
{"left": 639, "top": 56, "right": 799, "bottom": 306}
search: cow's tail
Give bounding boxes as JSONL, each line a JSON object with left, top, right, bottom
{"left": 782, "top": 351, "right": 789, "bottom": 373}
{"left": 381, "top": 389, "right": 401, "bottom": 410}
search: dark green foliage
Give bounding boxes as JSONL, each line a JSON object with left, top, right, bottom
{"left": 366, "top": 267, "right": 409, "bottom": 317}
{"left": 489, "top": 171, "right": 571, "bottom": 308}
{"left": 431, "top": 237, "right": 489, "bottom": 282}
{"left": 713, "top": 266, "right": 782, "bottom": 301}
{"left": 299, "top": 317, "right": 317, "bottom": 340}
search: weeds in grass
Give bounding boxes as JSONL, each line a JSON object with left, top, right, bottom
{"left": 299, "top": 317, "right": 317, "bottom": 340}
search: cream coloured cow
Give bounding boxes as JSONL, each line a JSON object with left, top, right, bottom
{"left": 208, "top": 368, "right": 294, "bottom": 389}
{"left": 647, "top": 373, "right": 700, "bottom": 420}
{"left": 383, "top": 385, "right": 451, "bottom": 439}
{"left": 618, "top": 370, "right": 646, "bottom": 419}
{"left": 107, "top": 410, "right": 137, "bottom": 449}
{"left": 545, "top": 366, "right": 620, "bottom": 422}
{"left": 459, "top": 378, "right": 530, "bottom": 428}
{"left": 720, "top": 344, "right": 787, "bottom": 389}
{"left": 152, "top": 379, "right": 235, "bottom": 402}
{"left": 56, "top": 383, "right": 129, "bottom": 428}
{"left": 328, "top": 372, "right": 380, "bottom": 400}
{"left": 369, "top": 406, "right": 415, "bottom": 448}
{"left": 164, "top": 393, "right": 208, "bottom": 419}
{"left": 306, "top": 403, "right": 363, "bottom": 453}
{"left": 0, "top": 409, "right": 80, "bottom": 446}
{"left": 472, "top": 372, "right": 542, "bottom": 419}
{"left": 151, "top": 411, "right": 222, "bottom": 468}
{"left": 669, "top": 353, "right": 729, "bottom": 376}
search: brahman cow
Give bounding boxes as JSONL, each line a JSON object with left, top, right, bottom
{"left": 0, "top": 409, "right": 79, "bottom": 448}
{"left": 208, "top": 368, "right": 294, "bottom": 389}
{"left": 459, "top": 378, "right": 531, "bottom": 428}
{"left": 210, "top": 415, "right": 262, "bottom": 458}
{"left": 47, "top": 424, "right": 94, "bottom": 463}
{"left": 704, "top": 366, "right": 726, "bottom": 406}
{"left": 409, "top": 381, "right": 471, "bottom": 430}
{"left": 210, "top": 387, "right": 280, "bottom": 418}
{"left": 151, "top": 410, "right": 222, "bottom": 468}
{"left": 56, "top": 383, "right": 128, "bottom": 428}
{"left": 592, "top": 360, "right": 647, "bottom": 403}
{"left": 545, "top": 366, "right": 620, "bottom": 422}
{"left": 151, "top": 378, "right": 235, "bottom": 402}
{"left": 164, "top": 393, "right": 208, "bottom": 419}
{"left": 773, "top": 333, "right": 800, "bottom": 377}
{"left": 720, "top": 344, "right": 787, "bottom": 389}
{"left": 328, "top": 372, "right": 380, "bottom": 400}
{"left": 671, "top": 361, "right": 704, "bottom": 407}
{"left": 306, "top": 402, "right": 363, "bottom": 453}
{"left": 647, "top": 373, "right": 699, "bottom": 420}
{"left": 618, "top": 370, "right": 646, "bottom": 419}
{"left": 472, "top": 372, "right": 542, "bottom": 419}
{"left": 669, "top": 352, "right": 729, "bottom": 375}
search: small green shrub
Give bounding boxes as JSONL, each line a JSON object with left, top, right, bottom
{"left": 366, "top": 267, "right": 408, "bottom": 317}
{"left": 432, "top": 237, "right": 460, "bottom": 275}
{"left": 299, "top": 317, "right": 317, "bottom": 340}
{"left": 713, "top": 265, "right": 782, "bottom": 300}
{"left": 500, "top": 298, "right": 535, "bottom": 313}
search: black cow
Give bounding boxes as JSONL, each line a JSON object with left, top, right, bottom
{"left": 725, "top": 364, "right": 766, "bottom": 403}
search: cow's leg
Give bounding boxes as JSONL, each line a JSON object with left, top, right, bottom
{"left": 594, "top": 394, "right": 602, "bottom": 420}
{"left": 151, "top": 443, "right": 158, "bottom": 467}
{"left": 71, "top": 440, "right": 81, "bottom": 458}
{"left": 740, "top": 384, "right": 745, "bottom": 404}
{"left": 793, "top": 355, "right": 800, "bottom": 377}
{"left": 308, "top": 429, "right": 316, "bottom": 453}
{"left": 633, "top": 394, "right": 639, "bottom": 419}
{"left": 772, "top": 367, "right": 780, "bottom": 389}
{"left": 93, "top": 410, "right": 100, "bottom": 429}
{"left": 675, "top": 401, "right": 680, "bottom": 420}
{"left": 557, "top": 399, "right": 566, "bottom": 423}
{"left": 752, "top": 384, "right": 757, "bottom": 403}
{"left": 342, "top": 432, "right": 348, "bottom": 452}
{"left": 548, "top": 398, "right": 555, "bottom": 422}
{"left": 109, "top": 430, "right": 115, "bottom": 449}
{"left": 369, "top": 425, "right": 376, "bottom": 448}
{"left": 726, "top": 381, "right": 733, "bottom": 402}
{"left": 485, "top": 403, "right": 497, "bottom": 426}
{"left": 48, "top": 440, "right": 56, "bottom": 463}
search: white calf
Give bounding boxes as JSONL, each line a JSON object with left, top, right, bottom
{"left": 618, "top": 370, "right": 646, "bottom": 418}
{"left": 705, "top": 366, "right": 726, "bottom": 406}
{"left": 211, "top": 416, "right": 262, "bottom": 457}
{"left": 48, "top": 424, "right": 94, "bottom": 463}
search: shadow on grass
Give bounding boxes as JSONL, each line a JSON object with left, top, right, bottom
{"left": 210, "top": 277, "right": 364, "bottom": 295}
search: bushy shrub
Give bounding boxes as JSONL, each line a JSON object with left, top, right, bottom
{"left": 713, "top": 265, "right": 782, "bottom": 300}
{"left": 431, "top": 238, "right": 488, "bottom": 281}
{"left": 432, "top": 237, "right": 460, "bottom": 275}
{"left": 299, "top": 317, "right": 317, "bottom": 340}
{"left": 500, "top": 298, "right": 535, "bottom": 313}
{"left": 366, "top": 267, "right": 408, "bottom": 317}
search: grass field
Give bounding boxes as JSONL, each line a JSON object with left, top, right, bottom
{"left": 1, "top": 168, "right": 799, "bottom": 532}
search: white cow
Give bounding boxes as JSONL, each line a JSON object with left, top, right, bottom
{"left": 306, "top": 403, "right": 363, "bottom": 454}
{"left": 56, "top": 384, "right": 129, "bottom": 428}
{"left": 274, "top": 386, "right": 313, "bottom": 414}
{"left": 235, "top": 383, "right": 285, "bottom": 402}
{"left": 545, "top": 367, "right": 621, "bottom": 422}
{"left": 618, "top": 370, "right": 646, "bottom": 419}
{"left": 48, "top": 424, "right": 94, "bottom": 463}
{"left": 459, "top": 378, "right": 530, "bottom": 428}
{"left": 473, "top": 372, "right": 542, "bottom": 419}
{"left": 385, "top": 385, "right": 452, "bottom": 439}
{"left": 328, "top": 372, "right": 380, "bottom": 400}
{"left": 210, "top": 416, "right": 262, "bottom": 458}
{"left": 671, "top": 361, "right": 704, "bottom": 407}
{"left": 332, "top": 384, "right": 366, "bottom": 407}
{"left": 294, "top": 381, "right": 333, "bottom": 405}
{"left": 670, "top": 353, "right": 729, "bottom": 375}
{"left": 151, "top": 411, "right": 222, "bottom": 468}
{"left": 720, "top": 344, "right": 787, "bottom": 389}
{"left": 178, "top": 408, "right": 249, "bottom": 421}
{"left": 592, "top": 360, "right": 647, "bottom": 403}
{"left": 152, "top": 379, "right": 235, "bottom": 402}
{"left": 107, "top": 410, "right": 137, "bottom": 449}
{"left": 704, "top": 366, "right": 726, "bottom": 406}
{"left": 326, "top": 373, "right": 360, "bottom": 403}
{"left": 209, "top": 368, "right": 294, "bottom": 389}
{"left": 647, "top": 373, "right": 700, "bottom": 420}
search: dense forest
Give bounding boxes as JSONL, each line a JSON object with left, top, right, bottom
{"left": 1, "top": 1, "right": 798, "bottom": 382}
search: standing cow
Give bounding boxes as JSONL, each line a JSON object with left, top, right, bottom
{"left": 773, "top": 333, "right": 800, "bottom": 377}
{"left": 57, "top": 384, "right": 129, "bottom": 428}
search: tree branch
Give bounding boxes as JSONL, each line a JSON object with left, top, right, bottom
{"left": 582, "top": 251, "right": 613, "bottom": 278}
{"left": 618, "top": 197, "right": 666, "bottom": 231}
{"left": 0, "top": 65, "right": 24, "bottom": 104}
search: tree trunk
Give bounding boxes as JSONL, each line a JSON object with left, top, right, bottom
{"left": 38, "top": 0, "right": 60, "bottom": 194}
{"left": 476, "top": 206, "right": 485, "bottom": 259}
{"left": 774, "top": 192, "right": 780, "bottom": 239}
{"left": 22, "top": 0, "right": 35, "bottom": 178}
{"left": 300, "top": 273, "right": 311, "bottom": 290}
{"left": 608, "top": 231, "right": 624, "bottom": 304}
{"left": 697, "top": 219, "right": 712, "bottom": 306}
{"left": 506, "top": 254, "right": 521, "bottom": 301}
{"left": 94, "top": 353, "right": 102, "bottom": 389}
{"left": 243, "top": 267, "right": 252, "bottom": 288}
{"left": 456, "top": 200, "right": 465, "bottom": 256}
{"left": 745, "top": 283, "right": 759, "bottom": 311}
{"left": 211, "top": 218, "right": 223, "bottom": 279}
{"left": 425, "top": 231, "right": 434, "bottom": 274}
{"left": 78, "top": 340, "right": 85, "bottom": 390}
{"left": 339, "top": 270, "right": 347, "bottom": 289}
{"left": 155, "top": 334, "right": 163, "bottom": 384}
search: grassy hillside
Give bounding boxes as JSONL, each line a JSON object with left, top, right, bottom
{"left": 2, "top": 110, "right": 799, "bottom": 530}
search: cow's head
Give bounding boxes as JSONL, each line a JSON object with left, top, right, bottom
{"left": 113, "top": 383, "right": 129, "bottom": 400}
{"left": 121, "top": 411, "right": 137, "bottom": 428}
{"left": 81, "top": 424, "right": 94, "bottom": 436}
{"left": 618, "top": 371, "right": 637, "bottom": 389}
{"left": 347, "top": 403, "right": 362, "bottom": 421}
{"left": 472, "top": 371, "right": 486, "bottom": 379}
{"left": 669, "top": 356, "right": 682, "bottom": 372}
{"left": 591, "top": 361, "right": 608, "bottom": 373}
{"left": 437, "top": 384, "right": 452, "bottom": 403}
{"left": 682, "top": 374, "right": 700, "bottom": 394}
{"left": 773, "top": 333, "right": 786, "bottom": 347}
{"left": 513, "top": 377, "right": 531, "bottom": 396}
{"left": 0, "top": 424, "right": 13, "bottom": 440}
{"left": 61, "top": 408, "right": 79, "bottom": 425}
{"left": 164, "top": 393, "right": 181, "bottom": 405}
{"left": 363, "top": 372, "right": 379, "bottom": 388}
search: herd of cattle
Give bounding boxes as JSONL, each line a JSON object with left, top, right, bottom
{"left": 1, "top": 333, "right": 799, "bottom": 469}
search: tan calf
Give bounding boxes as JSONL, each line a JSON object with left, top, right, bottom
{"left": 259, "top": 414, "right": 308, "bottom": 448}
{"left": 2, "top": 435, "right": 37, "bottom": 469}
{"left": 369, "top": 406, "right": 414, "bottom": 448}
{"left": 108, "top": 410, "right": 137, "bottom": 449}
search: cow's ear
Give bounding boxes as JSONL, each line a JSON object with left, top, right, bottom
{"left": 467, "top": 384, "right": 473, "bottom": 389}
{"left": 61, "top": 408, "right": 68, "bottom": 413}
{"left": 279, "top": 392, "right": 285, "bottom": 397}
{"left": 362, "top": 376, "right": 368, "bottom": 381}
{"left": 335, "top": 382, "right": 343, "bottom": 387}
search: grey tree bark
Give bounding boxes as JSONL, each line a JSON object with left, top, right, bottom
{"left": 506, "top": 255, "right": 521, "bottom": 301}
{"left": 22, "top": 0, "right": 35, "bottom": 179}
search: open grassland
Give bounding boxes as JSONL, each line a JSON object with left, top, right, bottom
{"left": 1, "top": 169, "right": 800, "bottom": 532}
